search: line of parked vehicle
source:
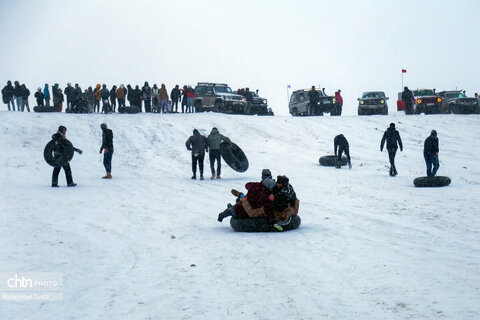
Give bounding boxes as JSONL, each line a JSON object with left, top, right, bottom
{"left": 169, "top": 82, "right": 480, "bottom": 117}
{"left": 288, "top": 87, "right": 480, "bottom": 116}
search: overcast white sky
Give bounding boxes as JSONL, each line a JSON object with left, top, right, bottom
{"left": 1, "top": 0, "right": 479, "bottom": 115}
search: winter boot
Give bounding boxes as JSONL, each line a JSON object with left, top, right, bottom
{"left": 211, "top": 174, "right": 216, "bottom": 180}
{"left": 200, "top": 171, "right": 204, "bottom": 180}
{"left": 191, "top": 173, "right": 196, "bottom": 180}
{"left": 67, "top": 183, "right": 77, "bottom": 187}
{"left": 102, "top": 172, "right": 112, "bottom": 179}
{"left": 216, "top": 175, "right": 221, "bottom": 179}
{"left": 231, "top": 189, "right": 243, "bottom": 197}
{"left": 51, "top": 184, "right": 59, "bottom": 187}
{"left": 217, "top": 204, "right": 234, "bottom": 222}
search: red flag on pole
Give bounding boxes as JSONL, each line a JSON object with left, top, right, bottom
{"left": 402, "top": 69, "right": 407, "bottom": 73}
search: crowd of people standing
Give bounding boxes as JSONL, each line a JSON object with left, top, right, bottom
{"left": 2, "top": 81, "right": 197, "bottom": 114}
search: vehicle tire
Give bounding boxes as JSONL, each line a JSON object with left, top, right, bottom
{"left": 230, "top": 215, "right": 301, "bottom": 232}
{"left": 44, "top": 139, "right": 74, "bottom": 167}
{"left": 214, "top": 101, "right": 224, "bottom": 113}
{"left": 319, "top": 155, "right": 348, "bottom": 167}
{"left": 413, "top": 176, "right": 451, "bottom": 188}
{"left": 195, "top": 101, "right": 203, "bottom": 112}
{"left": 358, "top": 108, "right": 364, "bottom": 116}
{"left": 292, "top": 108, "right": 299, "bottom": 117}
{"left": 449, "top": 104, "right": 457, "bottom": 114}
{"left": 382, "top": 106, "right": 388, "bottom": 115}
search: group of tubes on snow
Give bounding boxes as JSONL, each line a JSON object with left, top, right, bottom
{"left": 50, "top": 123, "right": 440, "bottom": 231}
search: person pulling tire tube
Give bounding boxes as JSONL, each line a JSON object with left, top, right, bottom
{"left": 51, "top": 126, "right": 82, "bottom": 187}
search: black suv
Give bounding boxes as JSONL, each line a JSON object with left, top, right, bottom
{"left": 194, "top": 83, "right": 247, "bottom": 114}
{"left": 438, "top": 90, "right": 480, "bottom": 114}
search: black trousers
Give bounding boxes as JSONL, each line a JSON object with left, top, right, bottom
{"left": 110, "top": 97, "right": 116, "bottom": 111}
{"left": 337, "top": 146, "right": 351, "bottom": 165}
{"left": 387, "top": 148, "right": 397, "bottom": 172}
{"left": 191, "top": 153, "right": 205, "bottom": 175}
{"left": 172, "top": 99, "right": 179, "bottom": 112}
{"left": 94, "top": 100, "right": 100, "bottom": 112}
{"left": 209, "top": 149, "right": 222, "bottom": 176}
{"left": 144, "top": 98, "right": 151, "bottom": 112}
{"left": 52, "top": 163, "right": 73, "bottom": 185}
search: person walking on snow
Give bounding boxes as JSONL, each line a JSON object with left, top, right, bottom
{"left": 424, "top": 130, "right": 440, "bottom": 177}
{"left": 334, "top": 134, "right": 351, "bottom": 168}
{"left": 380, "top": 123, "right": 403, "bottom": 176}
{"left": 51, "top": 126, "right": 82, "bottom": 187}
{"left": 99, "top": 123, "right": 114, "bottom": 179}
{"left": 207, "top": 127, "right": 231, "bottom": 179}
{"left": 185, "top": 129, "right": 209, "bottom": 180}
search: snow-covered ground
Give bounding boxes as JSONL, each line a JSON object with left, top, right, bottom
{"left": 1, "top": 111, "right": 479, "bottom": 320}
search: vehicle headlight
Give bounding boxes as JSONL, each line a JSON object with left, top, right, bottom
{"left": 437, "top": 98, "right": 442, "bottom": 103}
{"left": 417, "top": 99, "right": 422, "bottom": 104}
{"left": 381, "top": 99, "right": 385, "bottom": 104}
{"left": 263, "top": 100, "right": 267, "bottom": 104}
{"left": 241, "top": 98, "right": 246, "bottom": 102}
{"left": 360, "top": 100, "right": 364, "bottom": 105}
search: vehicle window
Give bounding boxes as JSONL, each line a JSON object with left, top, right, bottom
{"left": 206, "top": 88, "right": 213, "bottom": 95}
{"left": 214, "top": 86, "right": 233, "bottom": 94}
{"left": 195, "top": 86, "right": 206, "bottom": 96}
{"left": 362, "top": 92, "right": 384, "bottom": 98}
{"left": 414, "top": 90, "right": 434, "bottom": 97}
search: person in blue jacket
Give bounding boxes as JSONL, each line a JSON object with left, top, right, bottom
{"left": 43, "top": 83, "right": 51, "bottom": 107}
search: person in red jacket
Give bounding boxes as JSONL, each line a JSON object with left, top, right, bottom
{"left": 334, "top": 90, "right": 343, "bottom": 115}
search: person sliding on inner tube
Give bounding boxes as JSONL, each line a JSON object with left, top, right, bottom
{"left": 271, "top": 175, "right": 300, "bottom": 228}
{"left": 334, "top": 134, "right": 352, "bottom": 169}
{"left": 51, "top": 126, "right": 83, "bottom": 187}
{"left": 218, "top": 169, "right": 285, "bottom": 231}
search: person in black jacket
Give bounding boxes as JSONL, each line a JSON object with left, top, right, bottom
{"left": 142, "top": 82, "right": 151, "bottom": 112}
{"left": 34, "top": 88, "right": 44, "bottom": 106}
{"left": 424, "top": 130, "right": 439, "bottom": 177}
{"left": 185, "top": 129, "right": 209, "bottom": 180}
{"left": 2, "top": 81, "right": 16, "bottom": 111}
{"left": 181, "top": 85, "right": 188, "bottom": 113}
{"left": 100, "top": 84, "right": 110, "bottom": 111}
{"left": 21, "top": 84, "right": 30, "bottom": 112}
{"left": 13, "top": 81, "right": 23, "bottom": 111}
{"left": 110, "top": 85, "right": 117, "bottom": 112}
{"left": 171, "top": 85, "right": 181, "bottom": 113}
{"left": 307, "top": 86, "right": 320, "bottom": 115}
{"left": 99, "top": 123, "right": 114, "bottom": 179}
{"left": 51, "top": 126, "right": 83, "bottom": 187}
{"left": 64, "top": 83, "right": 73, "bottom": 108}
{"left": 401, "top": 86, "right": 415, "bottom": 115}
{"left": 380, "top": 123, "right": 403, "bottom": 176}
{"left": 334, "top": 134, "right": 351, "bottom": 168}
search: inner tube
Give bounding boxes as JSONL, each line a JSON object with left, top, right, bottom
{"left": 34, "top": 106, "right": 58, "bottom": 113}
{"left": 413, "top": 176, "right": 451, "bottom": 188}
{"left": 43, "top": 139, "right": 74, "bottom": 167}
{"left": 230, "top": 215, "right": 301, "bottom": 232}
{"left": 221, "top": 141, "right": 249, "bottom": 173}
{"left": 319, "top": 155, "right": 348, "bottom": 167}
{"left": 118, "top": 106, "right": 141, "bottom": 114}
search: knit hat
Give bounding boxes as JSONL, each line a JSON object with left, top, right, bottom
{"left": 58, "top": 125, "right": 67, "bottom": 133}
{"left": 261, "top": 169, "right": 272, "bottom": 180}
{"left": 193, "top": 129, "right": 199, "bottom": 135}
{"left": 100, "top": 123, "right": 107, "bottom": 129}
{"left": 262, "top": 178, "right": 276, "bottom": 191}
{"left": 431, "top": 130, "right": 437, "bottom": 137}
{"left": 389, "top": 123, "right": 395, "bottom": 128}
{"left": 276, "top": 175, "right": 289, "bottom": 187}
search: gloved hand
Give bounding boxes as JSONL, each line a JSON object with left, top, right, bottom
{"left": 76, "top": 149, "right": 83, "bottom": 155}
{"left": 99, "top": 148, "right": 102, "bottom": 154}
{"left": 273, "top": 223, "right": 283, "bottom": 232}
{"left": 380, "top": 148, "right": 383, "bottom": 152}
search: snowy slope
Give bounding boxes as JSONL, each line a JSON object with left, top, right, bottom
{"left": 1, "top": 111, "right": 479, "bottom": 320}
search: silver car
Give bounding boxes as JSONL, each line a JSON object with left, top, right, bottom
{"left": 289, "top": 88, "right": 336, "bottom": 116}
{"left": 357, "top": 91, "right": 388, "bottom": 115}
